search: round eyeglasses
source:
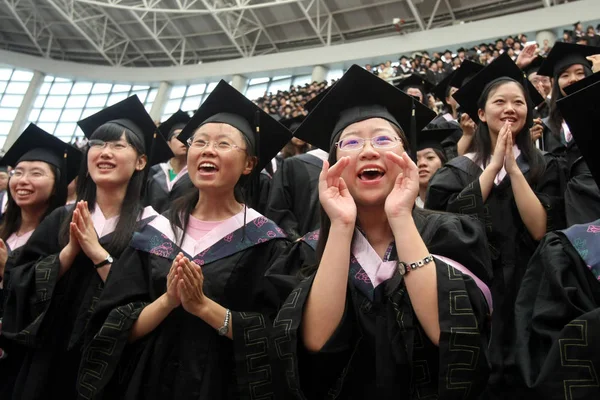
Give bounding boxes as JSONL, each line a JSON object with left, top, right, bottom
{"left": 88, "top": 139, "right": 132, "bottom": 151}
{"left": 335, "top": 135, "right": 402, "bottom": 151}
{"left": 186, "top": 137, "right": 246, "bottom": 153}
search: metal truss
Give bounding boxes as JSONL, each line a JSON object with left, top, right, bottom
{"left": 44, "top": 0, "right": 152, "bottom": 66}
{"left": 2, "top": 0, "right": 56, "bottom": 57}
{"left": 296, "top": 0, "right": 345, "bottom": 46}
{"left": 71, "top": 0, "right": 299, "bottom": 14}
{"left": 199, "top": 0, "right": 279, "bottom": 58}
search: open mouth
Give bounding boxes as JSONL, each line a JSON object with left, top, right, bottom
{"left": 15, "top": 189, "right": 33, "bottom": 196}
{"left": 198, "top": 162, "right": 219, "bottom": 173}
{"left": 97, "top": 162, "right": 116, "bottom": 170}
{"left": 501, "top": 117, "right": 517, "bottom": 123}
{"left": 358, "top": 167, "right": 385, "bottom": 181}
{"left": 419, "top": 170, "right": 430, "bottom": 177}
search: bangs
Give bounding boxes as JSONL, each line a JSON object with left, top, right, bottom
{"left": 90, "top": 122, "right": 145, "bottom": 154}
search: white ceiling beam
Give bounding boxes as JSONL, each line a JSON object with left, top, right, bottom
{"left": 3, "top": 0, "right": 52, "bottom": 57}
{"left": 72, "top": 0, "right": 300, "bottom": 13}
{"left": 427, "top": 0, "right": 443, "bottom": 30}
{"left": 129, "top": 10, "right": 180, "bottom": 64}
{"left": 406, "top": 0, "right": 426, "bottom": 31}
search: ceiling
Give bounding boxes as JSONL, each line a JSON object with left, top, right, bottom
{"left": 0, "top": 0, "right": 559, "bottom": 67}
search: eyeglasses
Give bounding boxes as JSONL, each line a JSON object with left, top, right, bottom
{"left": 88, "top": 139, "right": 132, "bottom": 151}
{"left": 186, "top": 137, "right": 246, "bottom": 153}
{"left": 335, "top": 135, "right": 403, "bottom": 151}
{"left": 10, "top": 169, "right": 50, "bottom": 180}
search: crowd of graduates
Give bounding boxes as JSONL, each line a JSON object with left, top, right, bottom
{"left": 0, "top": 25, "right": 599, "bottom": 400}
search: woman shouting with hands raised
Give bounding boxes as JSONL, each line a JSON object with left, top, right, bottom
{"left": 272, "top": 65, "right": 493, "bottom": 400}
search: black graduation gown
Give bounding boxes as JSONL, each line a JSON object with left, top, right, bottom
{"left": 272, "top": 212, "right": 493, "bottom": 399}
{"left": 76, "top": 212, "right": 304, "bottom": 400}
{"left": 0, "top": 205, "right": 157, "bottom": 400}
{"left": 425, "top": 119, "right": 462, "bottom": 162}
{"left": 565, "top": 157, "right": 600, "bottom": 227}
{"left": 425, "top": 152, "right": 565, "bottom": 398}
{"left": 265, "top": 153, "right": 323, "bottom": 240}
{"left": 144, "top": 164, "right": 193, "bottom": 214}
{"left": 513, "top": 221, "right": 600, "bottom": 399}
{"left": 540, "top": 117, "right": 580, "bottom": 169}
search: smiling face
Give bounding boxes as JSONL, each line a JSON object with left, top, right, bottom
{"left": 186, "top": 122, "right": 256, "bottom": 195}
{"left": 87, "top": 133, "right": 147, "bottom": 189}
{"left": 0, "top": 171, "right": 8, "bottom": 191}
{"left": 478, "top": 81, "right": 528, "bottom": 137}
{"left": 9, "top": 161, "right": 55, "bottom": 209}
{"left": 335, "top": 118, "right": 406, "bottom": 208}
{"left": 558, "top": 64, "right": 587, "bottom": 96}
{"left": 417, "top": 148, "right": 443, "bottom": 188}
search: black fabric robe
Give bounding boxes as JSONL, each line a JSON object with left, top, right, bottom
{"left": 271, "top": 212, "right": 493, "bottom": 399}
{"left": 541, "top": 117, "right": 580, "bottom": 170}
{"left": 0, "top": 205, "right": 156, "bottom": 400}
{"left": 565, "top": 157, "right": 600, "bottom": 227}
{"left": 76, "top": 213, "right": 309, "bottom": 400}
{"left": 425, "top": 152, "right": 565, "bottom": 398}
{"left": 265, "top": 153, "right": 323, "bottom": 240}
{"left": 513, "top": 221, "right": 600, "bottom": 399}
{"left": 144, "top": 164, "right": 193, "bottom": 214}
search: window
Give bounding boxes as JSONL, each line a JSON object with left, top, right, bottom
{"left": 0, "top": 67, "right": 33, "bottom": 149}
{"left": 29, "top": 76, "right": 157, "bottom": 143}
{"left": 160, "top": 82, "right": 218, "bottom": 121}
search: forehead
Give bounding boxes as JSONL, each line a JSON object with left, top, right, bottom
{"left": 488, "top": 81, "right": 525, "bottom": 97}
{"left": 194, "top": 122, "right": 244, "bottom": 140}
{"left": 562, "top": 64, "right": 585, "bottom": 73}
{"left": 15, "top": 160, "right": 53, "bottom": 171}
{"left": 339, "top": 118, "right": 398, "bottom": 138}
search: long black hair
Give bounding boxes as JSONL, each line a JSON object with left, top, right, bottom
{"left": 59, "top": 122, "right": 146, "bottom": 256}
{"left": 0, "top": 164, "right": 62, "bottom": 242}
{"left": 167, "top": 125, "right": 257, "bottom": 246}
{"left": 547, "top": 64, "right": 593, "bottom": 139}
{"left": 466, "top": 77, "right": 545, "bottom": 183}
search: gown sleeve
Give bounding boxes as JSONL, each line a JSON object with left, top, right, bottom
{"left": 534, "top": 155, "right": 566, "bottom": 232}
{"left": 1, "top": 207, "right": 67, "bottom": 346}
{"left": 265, "top": 160, "right": 301, "bottom": 239}
{"left": 565, "top": 160, "right": 600, "bottom": 226}
{"left": 513, "top": 232, "right": 600, "bottom": 398}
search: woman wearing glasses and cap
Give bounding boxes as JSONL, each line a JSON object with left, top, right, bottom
{"left": 273, "top": 65, "right": 493, "bottom": 399}
{"left": 0, "top": 95, "right": 167, "bottom": 400}
{"left": 0, "top": 125, "right": 81, "bottom": 397}
{"left": 77, "top": 81, "right": 295, "bottom": 400}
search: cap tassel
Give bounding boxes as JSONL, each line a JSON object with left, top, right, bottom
{"left": 409, "top": 98, "right": 417, "bottom": 162}
{"left": 61, "top": 150, "right": 69, "bottom": 206}
{"left": 141, "top": 132, "right": 158, "bottom": 195}
{"left": 241, "top": 110, "right": 262, "bottom": 242}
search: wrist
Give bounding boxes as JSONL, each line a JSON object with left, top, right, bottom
{"left": 192, "top": 297, "right": 212, "bottom": 319}
{"left": 90, "top": 249, "right": 109, "bottom": 265}
{"left": 160, "top": 293, "right": 178, "bottom": 311}
{"left": 330, "top": 220, "right": 355, "bottom": 235}
{"left": 389, "top": 212, "right": 416, "bottom": 234}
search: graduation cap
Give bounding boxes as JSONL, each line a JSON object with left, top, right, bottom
{"left": 304, "top": 86, "right": 332, "bottom": 113}
{"left": 443, "top": 49, "right": 452, "bottom": 55}
{"left": 523, "top": 56, "right": 545, "bottom": 77}
{"left": 452, "top": 53, "right": 545, "bottom": 122}
{"left": 557, "top": 80, "right": 600, "bottom": 188}
{"left": 176, "top": 80, "right": 292, "bottom": 173}
{"left": 158, "top": 110, "right": 191, "bottom": 141}
{"left": 433, "top": 70, "right": 457, "bottom": 105}
{"left": 417, "top": 128, "right": 455, "bottom": 152}
{"left": 280, "top": 115, "right": 305, "bottom": 132}
{"left": 537, "top": 42, "right": 598, "bottom": 77}
{"left": 457, "top": 47, "right": 466, "bottom": 53}
{"left": 3, "top": 123, "right": 82, "bottom": 204}
{"left": 293, "top": 64, "right": 436, "bottom": 157}
{"left": 449, "top": 60, "right": 484, "bottom": 89}
{"left": 396, "top": 74, "right": 434, "bottom": 95}
{"left": 78, "top": 95, "right": 173, "bottom": 166}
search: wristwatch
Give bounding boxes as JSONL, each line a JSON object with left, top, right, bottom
{"left": 218, "top": 309, "right": 231, "bottom": 336}
{"left": 94, "top": 254, "right": 113, "bottom": 269}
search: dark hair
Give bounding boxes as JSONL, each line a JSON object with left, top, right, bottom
{"left": 167, "top": 124, "right": 257, "bottom": 246}
{"left": 312, "top": 119, "right": 409, "bottom": 270}
{"left": 466, "top": 77, "right": 545, "bottom": 183}
{"left": 0, "top": 164, "right": 62, "bottom": 241}
{"left": 547, "top": 63, "right": 592, "bottom": 139}
{"left": 59, "top": 122, "right": 147, "bottom": 255}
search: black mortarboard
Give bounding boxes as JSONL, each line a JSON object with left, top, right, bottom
{"left": 417, "top": 128, "right": 455, "bottom": 152}
{"left": 78, "top": 95, "right": 173, "bottom": 166}
{"left": 523, "top": 55, "right": 546, "bottom": 77}
{"left": 293, "top": 64, "right": 436, "bottom": 156}
{"left": 396, "top": 73, "right": 434, "bottom": 95}
{"left": 3, "top": 123, "right": 82, "bottom": 186}
{"left": 280, "top": 115, "right": 305, "bottom": 132}
{"left": 304, "top": 86, "right": 332, "bottom": 113}
{"left": 537, "top": 42, "right": 598, "bottom": 77}
{"left": 433, "top": 70, "right": 457, "bottom": 105}
{"left": 158, "top": 110, "right": 191, "bottom": 141}
{"left": 557, "top": 80, "right": 600, "bottom": 188}
{"left": 457, "top": 47, "right": 466, "bottom": 53}
{"left": 452, "top": 53, "right": 545, "bottom": 122}
{"left": 443, "top": 49, "right": 452, "bottom": 55}
{"left": 449, "top": 60, "right": 484, "bottom": 88}
{"left": 564, "top": 72, "right": 600, "bottom": 96}
{"left": 177, "top": 80, "right": 292, "bottom": 173}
